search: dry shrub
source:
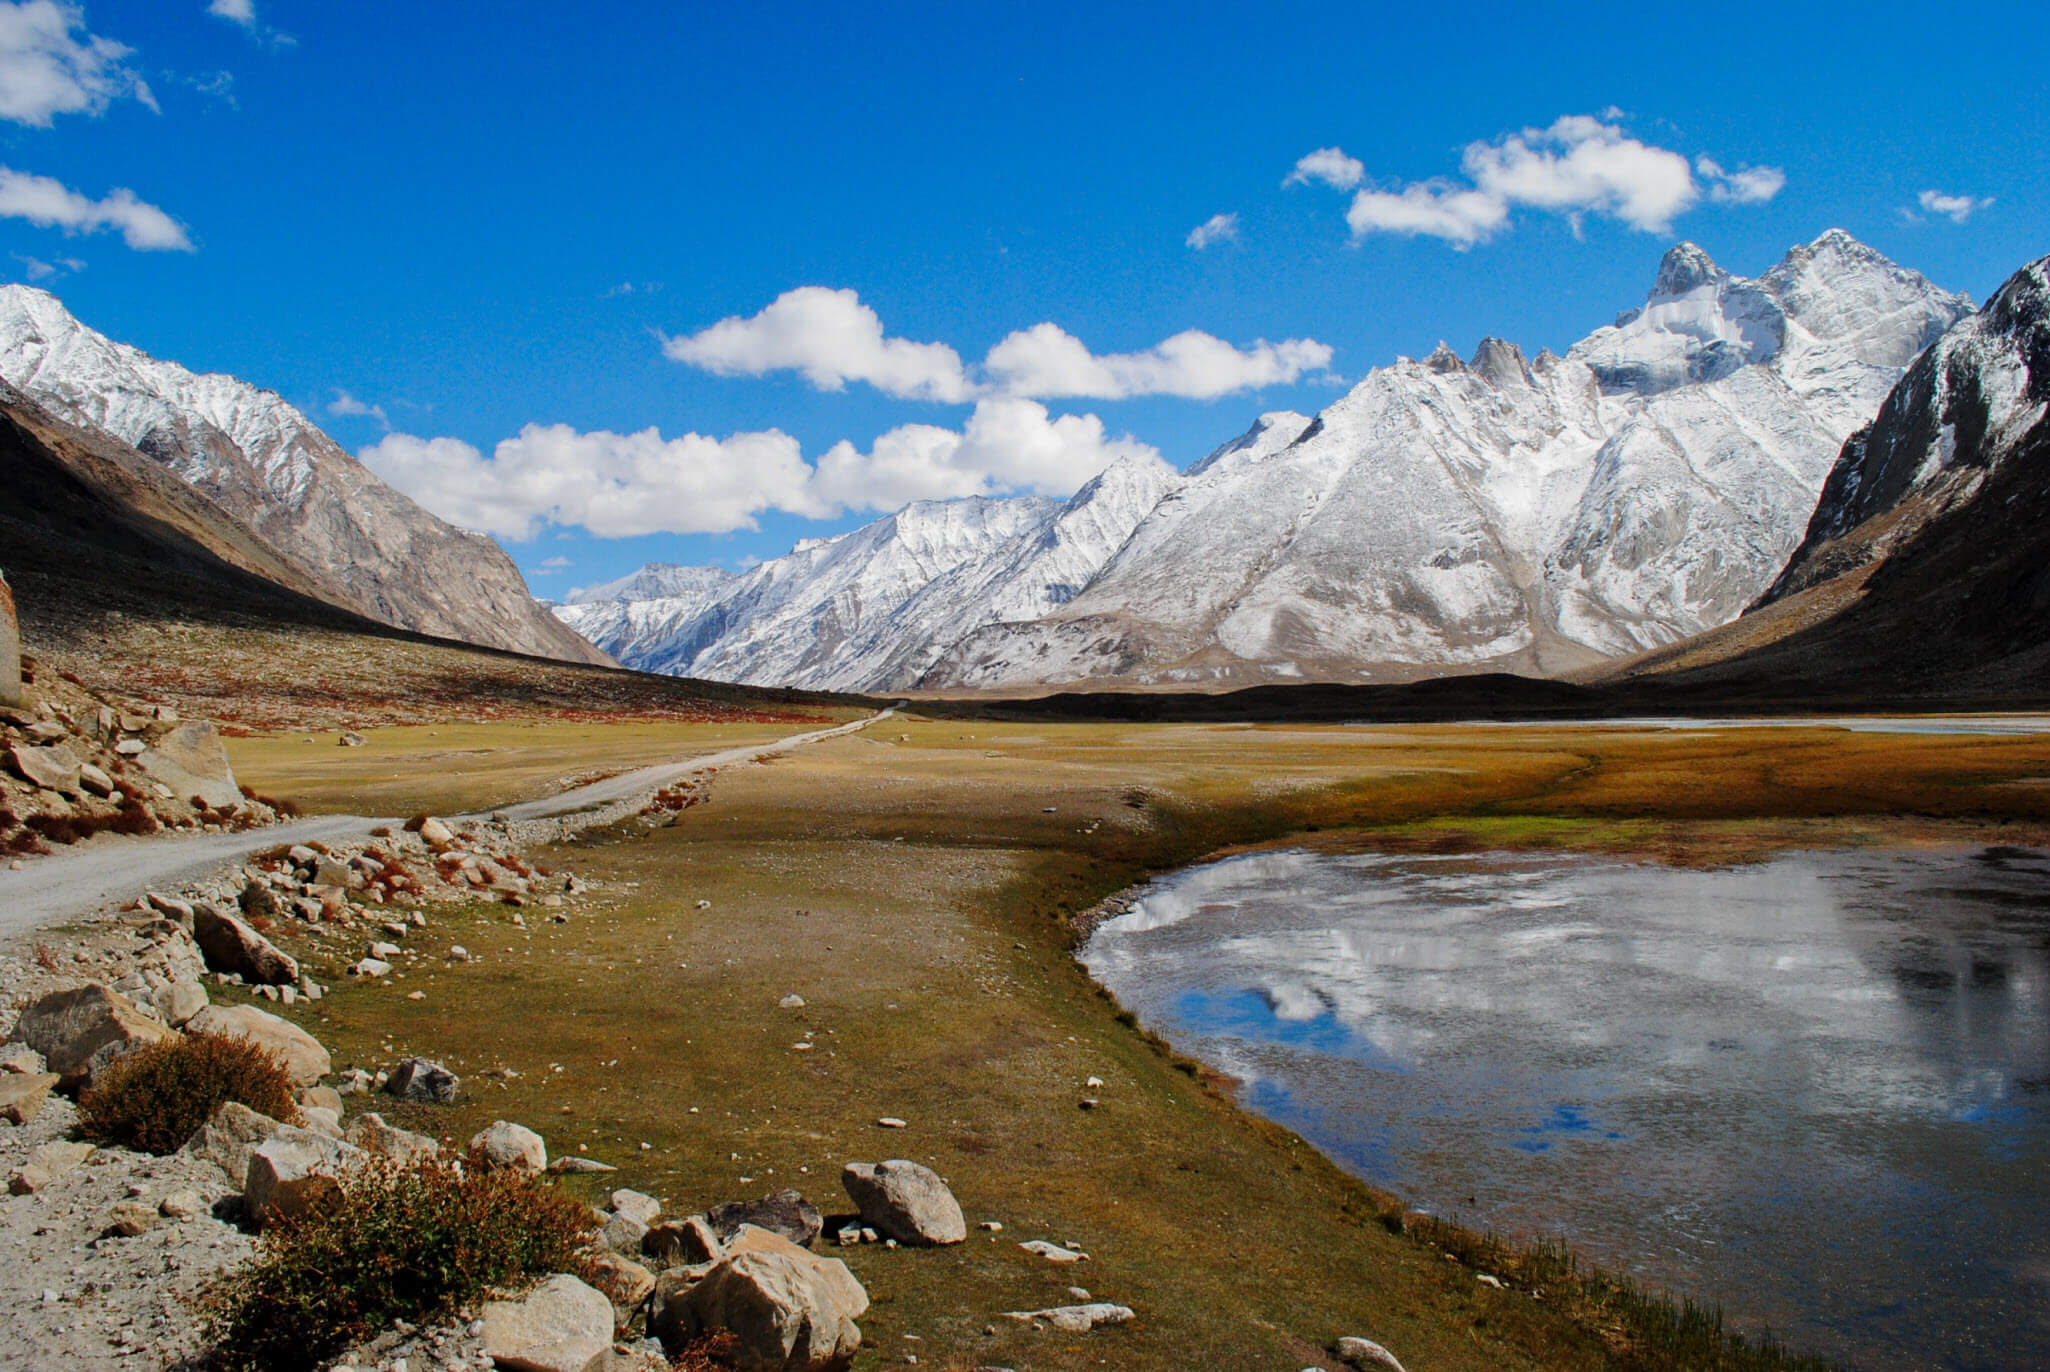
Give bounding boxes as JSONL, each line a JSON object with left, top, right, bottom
{"left": 79, "top": 1032, "right": 300, "bottom": 1155}
{"left": 200, "top": 1151, "right": 596, "bottom": 1371}
{"left": 669, "top": 1330, "right": 741, "bottom": 1369}
{"left": 238, "top": 784, "right": 304, "bottom": 818}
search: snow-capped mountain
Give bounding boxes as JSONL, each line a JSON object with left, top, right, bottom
{"left": 0, "top": 286, "right": 608, "bottom": 666}
{"left": 553, "top": 456, "right": 1176, "bottom": 689}
{"left": 931, "top": 230, "right": 1969, "bottom": 688}
{"left": 565, "top": 562, "right": 738, "bottom": 608}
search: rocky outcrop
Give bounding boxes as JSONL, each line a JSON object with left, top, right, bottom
{"left": 0, "top": 568, "right": 18, "bottom": 708}
{"left": 137, "top": 721, "right": 242, "bottom": 811}
{"left": 7, "top": 983, "right": 175, "bottom": 1088}
{"left": 840, "top": 1160, "right": 965, "bottom": 1246}
{"left": 191, "top": 903, "right": 299, "bottom": 986}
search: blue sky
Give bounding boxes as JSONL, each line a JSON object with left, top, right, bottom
{"left": 3, "top": 0, "right": 2043, "bottom": 595}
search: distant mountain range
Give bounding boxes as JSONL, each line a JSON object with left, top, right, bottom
{"left": 561, "top": 230, "right": 1971, "bottom": 692}
{"left": 0, "top": 286, "right": 607, "bottom": 666}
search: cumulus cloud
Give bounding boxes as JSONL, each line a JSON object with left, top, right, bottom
{"left": 326, "top": 389, "right": 388, "bottom": 429}
{"left": 661, "top": 286, "right": 975, "bottom": 402}
{"left": 1915, "top": 188, "right": 1993, "bottom": 224}
{"left": 666, "top": 287, "right": 1334, "bottom": 402}
{"left": 1284, "top": 146, "right": 1364, "bottom": 190}
{"left": 0, "top": 0, "right": 155, "bottom": 125}
{"left": 1302, "top": 115, "right": 1782, "bottom": 247}
{"left": 205, "top": 0, "right": 254, "bottom": 24}
{"left": 1185, "top": 212, "right": 1238, "bottom": 250}
{"left": 983, "top": 323, "right": 1332, "bottom": 401}
{"left": 0, "top": 167, "right": 190, "bottom": 249}
{"left": 359, "top": 402, "right": 1166, "bottom": 539}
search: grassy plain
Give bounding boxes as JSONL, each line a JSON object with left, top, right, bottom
{"left": 227, "top": 715, "right": 2050, "bottom": 1371}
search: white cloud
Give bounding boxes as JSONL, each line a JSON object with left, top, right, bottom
{"left": 0, "top": 167, "right": 190, "bottom": 250}
{"left": 1916, "top": 188, "right": 1992, "bottom": 224}
{"left": 536, "top": 555, "right": 571, "bottom": 571}
{"left": 0, "top": 0, "right": 155, "bottom": 126}
{"left": 666, "top": 287, "right": 1335, "bottom": 402}
{"left": 1698, "top": 157, "right": 1785, "bottom": 205}
{"left": 326, "top": 389, "right": 388, "bottom": 429}
{"left": 1303, "top": 115, "right": 1781, "bottom": 247}
{"left": 1185, "top": 212, "right": 1238, "bottom": 250}
{"left": 360, "top": 401, "right": 1167, "bottom": 538}
{"left": 1285, "top": 146, "right": 1364, "bottom": 190}
{"left": 13, "top": 250, "right": 79, "bottom": 279}
{"left": 205, "top": 0, "right": 254, "bottom": 25}
{"left": 661, "top": 286, "right": 974, "bottom": 402}
{"left": 984, "top": 323, "right": 1332, "bottom": 400}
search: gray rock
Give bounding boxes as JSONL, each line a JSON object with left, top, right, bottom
{"left": 244, "top": 1127, "right": 365, "bottom": 1227}
{"left": 549, "top": 1155, "right": 618, "bottom": 1174}
{"left": 6, "top": 983, "right": 175, "bottom": 1087}
{"left": 192, "top": 903, "right": 300, "bottom": 985}
{"left": 643, "top": 1214, "right": 723, "bottom": 1266}
{"left": 706, "top": 1188, "right": 824, "bottom": 1249}
{"left": 600, "top": 1212, "right": 649, "bottom": 1255}
{"left": 470, "top": 1119, "right": 547, "bottom": 1171}
{"left": 137, "top": 720, "right": 242, "bottom": 809}
{"left": 6, "top": 741, "right": 80, "bottom": 794}
{"left": 342, "top": 1112, "right": 442, "bottom": 1165}
{"left": 610, "top": 1188, "right": 661, "bottom": 1226}
{"left": 186, "top": 1003, "right": 331, "bottom": 1086}
{"left": 158, "top": 1188, "right": 206, "bottom": 1219}
{"left": 9, "top": 1140, "right": 93, "bottom": 1194}
{"left": 181, "top": 1100, "right": 290, "bottom": 1184}
{"left": 664, "top": 1226, "right": 868, "bottom": 1372}
{"left": 385, "top": 1058, "right": 459, "bottom": 1099}
{"left": 839, "top": 1161, "right": 964, "bottom": 1247}
{"left": 584, "top": 1250, "right": 656, "bottom": 1327}
{"left": 152, "top": 979, "right": 208, "bottom": 1028}
{"left": 1336, "top": 1335, "right": 1407, "bottom": 1371}
{"left": 0, "top": 1071, "right": 58, "bottom": 1124}
{"left": 478, "top": 1273, "right": 615, "bottom": 1372}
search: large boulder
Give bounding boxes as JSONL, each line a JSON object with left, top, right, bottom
{"left": 138, "top": 720, "right": 241, "bottom": 809}
{"left": 584, "top": 1251, "right": 656, "bottom": 1327}
{"left": 666, "top": 1228, "right": 868, "bottom": 1372}
{"left": 181, "top": 1100, "right": 290, "bottom": 1185}
{"left": 470, "top": 1119, "right": 547, "bottom": 1171}
{"left": 0, "top": 569, "right": 19, "bottom": 709}
{"left": 7, "top": 983, "right": 175, "bottom": 1088}
{"left": 186, "top": 1004, "right": 331, "bottom": 1086}
{"left": 243, "top": 1126, "right": 365, "bottom": 1227}
{"left": 385, "top": 1056, "right": 459, "bottom": 1103}
{"left": 839, "top": 1160, "right": 965, "bottom": 1246}
{"left": 644, "top": 1214, "right": 724, "bottom": 1266}
{"left": 342, "top": 1112, "right": 441, "bottom": 1165}
{"left": 705, "top": 1188, "right": 823, "bottom": 1248}
{"left": 6, "top": 741, "right": 79, "bottom": 795}
{"left": 192, "top": 903, "right": 300, "bottom": 985}
{"left": 478, "top": 1273, "right": 615, "bottom": 1372}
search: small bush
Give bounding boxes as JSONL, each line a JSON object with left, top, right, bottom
{"left": 670, "top": 1330, "right": 740, "bottom": 1369}
{"left": 200, "top": 1151, "right": 596, "bottom": 1371}
{"left": 78, "top": 1032, "right": 299, "bottom": 1155}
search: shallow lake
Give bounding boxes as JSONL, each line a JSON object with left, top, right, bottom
{"left": 1083, "top": 846, "right": 2050, "bottom": 1370}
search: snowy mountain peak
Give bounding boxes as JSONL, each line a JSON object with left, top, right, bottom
{"left": 1650, "top": 241, "right": 1726, "bottom": 299}
{"left": 566, "top": 562, "right": 736, "bottom": 606}
{"left": 1423, "top": 341, "right": 1466, "bottom": 373}
{"left": 1469, "top": 337, "right": 1533, "bottom": 388}
{"left": 1185, "top": 410, "right": 1312, "bottom": 478}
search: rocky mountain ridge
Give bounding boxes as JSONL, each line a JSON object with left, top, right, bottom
{"left": 0, "top": 287, "right": 608, "bottom": 667}
{"left": 572, "top": 230, "right": 1970, "bottom": 692}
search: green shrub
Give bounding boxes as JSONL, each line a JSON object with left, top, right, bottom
{"left": 200, "top": 1151, "right": 596, "bottom": 1372}
{"left": 78, "top": 1031, "right": 298, "bottom": 1155}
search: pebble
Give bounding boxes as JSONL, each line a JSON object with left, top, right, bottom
{"left": 877, "top": 1117, "right": 907, "bottom": 1129}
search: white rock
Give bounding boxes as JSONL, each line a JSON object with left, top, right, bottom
{"left": 478, "top": 1273, "right": 615, "bottom": 1372}
{"left": 470, "top": 1119, "right": 547, "bottom": 1172}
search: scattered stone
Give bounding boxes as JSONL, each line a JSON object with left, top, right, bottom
{"left": 778, "top": 994, "right": 806, "bottom": 1009}
{"left": 415, "top": 815, "right": 455, "bottom": 850}
{"left": 350, "top": 957, "right": 392, "bottom": 978}
{"left": 186, "top": 1003, "right": 332, "bottom": 1086}
{"left": 1476, "top": 1273, "right": 1504, "bottom": 1289}
{"left": 338, "top": 732, "right": 366, "bottom": 747}
{"left": 335, "top": 1067, "right": 375, "bottom": 1095}
{"left": 448, "top": 944, "right": 471, "bottom": 962}
{"left": 385, "top": 1056, "right": 460, "bottom": 1104}
{"left": 106, "top": 1199, "right": 158, "bottom": 1236}
{"left": 243, "top": 1127, "right": 366, "bottom": 1227}
{"left": 1001, "top": 1304, "right": 1133, "bottom": 1333}
{"left": 660, "top": 1226, "right": 868, "bottom": 1372}
{"left": 470, "top": 1119, "right": 547, "bottom": 1171}
{"left": 1017, "top": 1240, "right": 1087, "bottom": 1264}
{"left": 643, "top": 1214, "right": 723, "bottom": 1266}
{"left": 368, "top": 940, "right": 402, "bottom": 960}
{"left": 6, "top": 741, "right": 80, "bottom": 794}
{"left": 705, "top": 1188, "right": 824, "bottom": 1249}
{"left": 6, "top": 983, "right": 176, "bottom": 1088}
{"left": 181, "top": 1100, "right": 289, "bottom": 1184}
{"left": 549, "top": 1155, "right": 618, "bottom": 1175}
{"left": 152, "top": 979, "right": 209, "bottom": 1028}
{"left": 584, "top": 1251, "right": 656, "bottom": 1326}
{"left": 611, "top": 1188, "right": 662, "bottom": 1226}
{"left": 1336, "top": 1335, "right": 1408, "bottom": 1371}
{"left": 478, "top": 1273, "right": 615, "bottom": 1372}
{"left": 77, "top": 761, "right": 114, "bottom": 797}
{"left": 978, "top": 1220, "right": 1003, "bottom": 1232}
{"left": 876, "top": 1117, "right": 906, "bottom": 1130}
{"left": 601, "top": 1212, "right": 649, "bottom": 1255}
{"left": 193, "top": 903, "right": 300, "bottom": 985}
{"left": 137, "top": 720, "right": 242, "bottom": 809}
{"left": 0, "top": 1071, "right": 59, "bottom": 1124}
{"left": 841, "top": 1161, "right": 965, "bottom": 1247}
{"left": 299, "top": 1105, "right": 344, "bottom": 1137}
{"left": 9, "top": 1140, "right": 94, "bottom": 1194}
{"left": 343, "top": 1112, "right": 442, "bottom": 1165}
{"left": 299, "top": 1084, "right": 344, "bottom": 1113}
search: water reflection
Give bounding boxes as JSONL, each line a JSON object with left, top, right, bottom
{"left": 1083, "top": 847, "right": 2050, "bottom": 1370}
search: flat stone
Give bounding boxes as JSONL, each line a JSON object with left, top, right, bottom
{"left": 77, "top": 761, "right": 114, "bottom": 797}
{"left": 6, "top": 741, "right": 80, "bottom": 794}
{"left": 7, "top": 983, "right": 175, "bottom": 1088}
{"left": 479, "top": 1273, "right": 615, "bottom": 1372}
{"left": 193, "top": 903, "right": 300, "bottom": 985}
{"left": 106, "top": 1200, "right": 157, "bottom": 1236}
{"left": 350, "top": 957, "right": 392, "bottom": 978}
{"left": 1001, "top": 1303, "right": 1134, "bottom": 1333}
{"left": 186, "top": 1003, "right": 331, "bottom": 1086}
{"left": 137, "top": 720, "right": 242, "bottom": 809}
{"left": 0, "top": 1071, "right": 59, "bottom": 1124}
{"left": 158, "top": 1188, "right": 206, "bottom": 1219}
{"left": 1018, "top": 1240, "right": 1087, "bottom": 1264}
{"left": 385, "top": 1056, "right": 459, "bottom": 1103}
{"left": 471, "top": 1119, "right": 547, "bottom": 1171}
{"left": 549, "top": 1155, "right": 618, "bottom": 1174}
{"left": 9, "top": 1140, "right": 94, "bottom": 1194}
{"left": 1336, "top": 1335, "right": 1408, "bottom": 1371}
{"left": 841, "top": 1161, "right": 965, "bottom": 1246}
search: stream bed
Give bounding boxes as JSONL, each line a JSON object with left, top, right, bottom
{"left": 1082, "top": 846, "right": 2050, "bottom": 1370}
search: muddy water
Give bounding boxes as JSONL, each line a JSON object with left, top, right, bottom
{"left": 1083, "top": 847, "right": 2050, "bottom": 1370}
